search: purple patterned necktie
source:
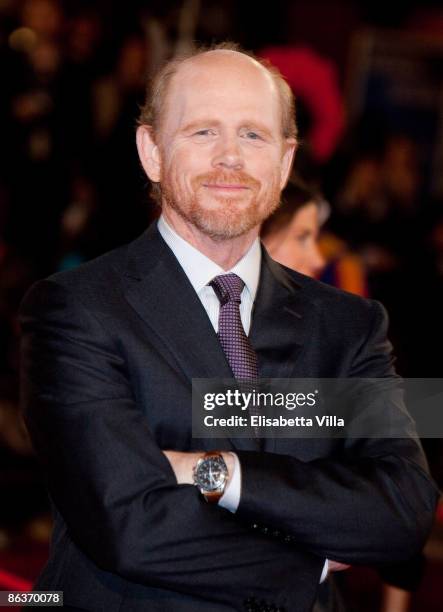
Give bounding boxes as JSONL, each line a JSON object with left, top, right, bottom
{"left": 209, "top": 273, "right": 259, "bottom": 380}
{"left": 210, "top": 274, "right": 261, "bottom": 437}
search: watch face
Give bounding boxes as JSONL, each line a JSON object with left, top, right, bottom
{"left": 195, "top": 456, "right": 228, "bottom": 492}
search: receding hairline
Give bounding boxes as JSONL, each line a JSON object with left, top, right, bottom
{"left": 173, "top": 48, "right": 275, "bottom": 79}
{"left": 160, "top": 49, "right": 281, "bottom": 122}
{"left": 139, "top": 43, "right": 297, "bottom": 139}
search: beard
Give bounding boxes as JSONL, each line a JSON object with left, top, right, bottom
{"left": 160, "top": 169, "right": 282, "bottom": 241}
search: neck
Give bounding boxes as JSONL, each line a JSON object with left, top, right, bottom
{"left": 162, "top": 206, "right": 259, "bottom": 270}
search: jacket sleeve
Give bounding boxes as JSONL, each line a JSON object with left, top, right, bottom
{"left": 235, "top": 301, "right": 440, "bottom": 565}
{"left": 19, "top": 278, "right": 323, "bottom": 607}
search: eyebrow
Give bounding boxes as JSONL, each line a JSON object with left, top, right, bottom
{"left": 179, "top": 119, "right": 274, "bottom": 137}
{"left": 180, "top": 119, "right": 222, "bottom": 133}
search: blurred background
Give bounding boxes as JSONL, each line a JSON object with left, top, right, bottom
{"left": 1, "top": 0, "right": 442, "bottom": 610}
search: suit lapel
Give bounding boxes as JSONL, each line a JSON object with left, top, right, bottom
{"left": 122, "top": 224, "right": 258, "bottom": 451}
{"left": 123, "top": 223, "right": 234, "bottom": 382}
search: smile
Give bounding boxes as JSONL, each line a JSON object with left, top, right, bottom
{"left": 202, "top": 184, "right": 250, "bottom": 190}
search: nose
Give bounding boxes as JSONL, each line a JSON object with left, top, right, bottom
{"left": 212, "top": 133, "right": 244, "bottom": 171}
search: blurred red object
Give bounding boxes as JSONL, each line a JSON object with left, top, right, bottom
{"left": 259, "top": 46, "right": 344, "bottom": 163}
{"left": 0, "top": 568, "right": 32, "bottom": 591}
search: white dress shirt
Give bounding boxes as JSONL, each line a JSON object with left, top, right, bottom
{"left": 157, "top": 215, "right": 328, "bottom": 583}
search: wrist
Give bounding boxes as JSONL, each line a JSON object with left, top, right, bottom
{"left": 221, "top": 452, "right": 235, "bottom": 476}
{"left": 193, "top": 451, "right": 231, "bottom": 502}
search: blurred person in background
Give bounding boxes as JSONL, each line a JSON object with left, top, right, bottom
{"left": 261, "top": 178, "right": 326, "bottom": 278}
{"left": 262, "top": 178, "right": 368, "bottom": 296}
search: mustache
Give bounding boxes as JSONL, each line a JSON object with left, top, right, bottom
{"left": 193, "top": 171, "right": 260, "bottom": 189}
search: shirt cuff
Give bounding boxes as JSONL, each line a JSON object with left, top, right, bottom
{"left": 320, "top": 559, "right": 329, "bottom": 583}
{"left": 218, "top": 452, "right": 241, "bottom": 513}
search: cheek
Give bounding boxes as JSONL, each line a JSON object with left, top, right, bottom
{"left": 288, "top": 248, "right": 304, "bottom": 269}
{"left": 251, "top": 152, "right": 281, "bottom": 179}
{"left": 276, "top": 239, "right": 303, "bottom": 269}
{"left": 163, "top": 152, "right": 194, "bottom": 188}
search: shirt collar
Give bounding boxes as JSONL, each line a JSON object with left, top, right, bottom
{"left": 157, "top": 215, "right": 261, "bottom": 299}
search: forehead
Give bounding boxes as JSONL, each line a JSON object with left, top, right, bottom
{"left": 161, "top": 51, "right": 282, "bottom": 135}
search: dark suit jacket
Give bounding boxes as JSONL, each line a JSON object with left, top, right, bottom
{"left": 19, "top": 222, "right": 439, "bottom": 612}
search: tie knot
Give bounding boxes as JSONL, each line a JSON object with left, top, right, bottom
{"left": 210, "top": 273, "right": 245, "bottom": 305}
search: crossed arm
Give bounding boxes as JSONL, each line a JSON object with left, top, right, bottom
{"left": 162, "top": 299, "right": 438, "bottom": 567}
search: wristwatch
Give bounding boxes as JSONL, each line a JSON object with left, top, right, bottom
{"left": 193, "top": 452, "right": 229, "bottom": 502}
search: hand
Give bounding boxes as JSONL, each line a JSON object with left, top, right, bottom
{"left": 162, "top": 450, "right": 235, "bottom": 485}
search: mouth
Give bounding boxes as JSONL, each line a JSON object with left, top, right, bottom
{"left": 202, "top": 184, "right": 250, "bottom": 191}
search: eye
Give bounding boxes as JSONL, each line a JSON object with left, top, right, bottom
{"left": 244, "top": 131, "right": 262, "bottom": 140}
{"left": 193, "top": 129, "right": 216, "bottom": 137}
{"left": 295, "top": 232, "right": 310, "bottom": 245}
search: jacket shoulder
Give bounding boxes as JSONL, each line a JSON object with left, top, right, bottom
{"left": 20, "top": 241, "right": 132, "bottom": 317}
{"left": 281, "top": 264, "right": 386, "bottom": 324}
{"left": 49, "top": 242, "right": 129, "bottom": 288}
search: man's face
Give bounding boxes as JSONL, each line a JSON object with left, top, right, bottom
{"left": 145, "top": 51, "right": 295, "bottom": 240}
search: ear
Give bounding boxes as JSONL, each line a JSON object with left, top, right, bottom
{"left": 136, "top": 125, "right": 162, "bottom": 183}
{"left": 279, "top": 138, "right": 297, "bottom": 189}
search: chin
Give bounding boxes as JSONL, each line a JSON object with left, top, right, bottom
{"left": 193, "top": 216, "right": 258, "bottom": 240}
{"left": 201, "top": 194, "right": 254, "bottom": 212}
{"left": 299, "top": 267, "right": 316, "bottom": 278}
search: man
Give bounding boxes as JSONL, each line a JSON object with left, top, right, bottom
{"left": 20, "top": 44, "right": 438, "bottom": 612}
